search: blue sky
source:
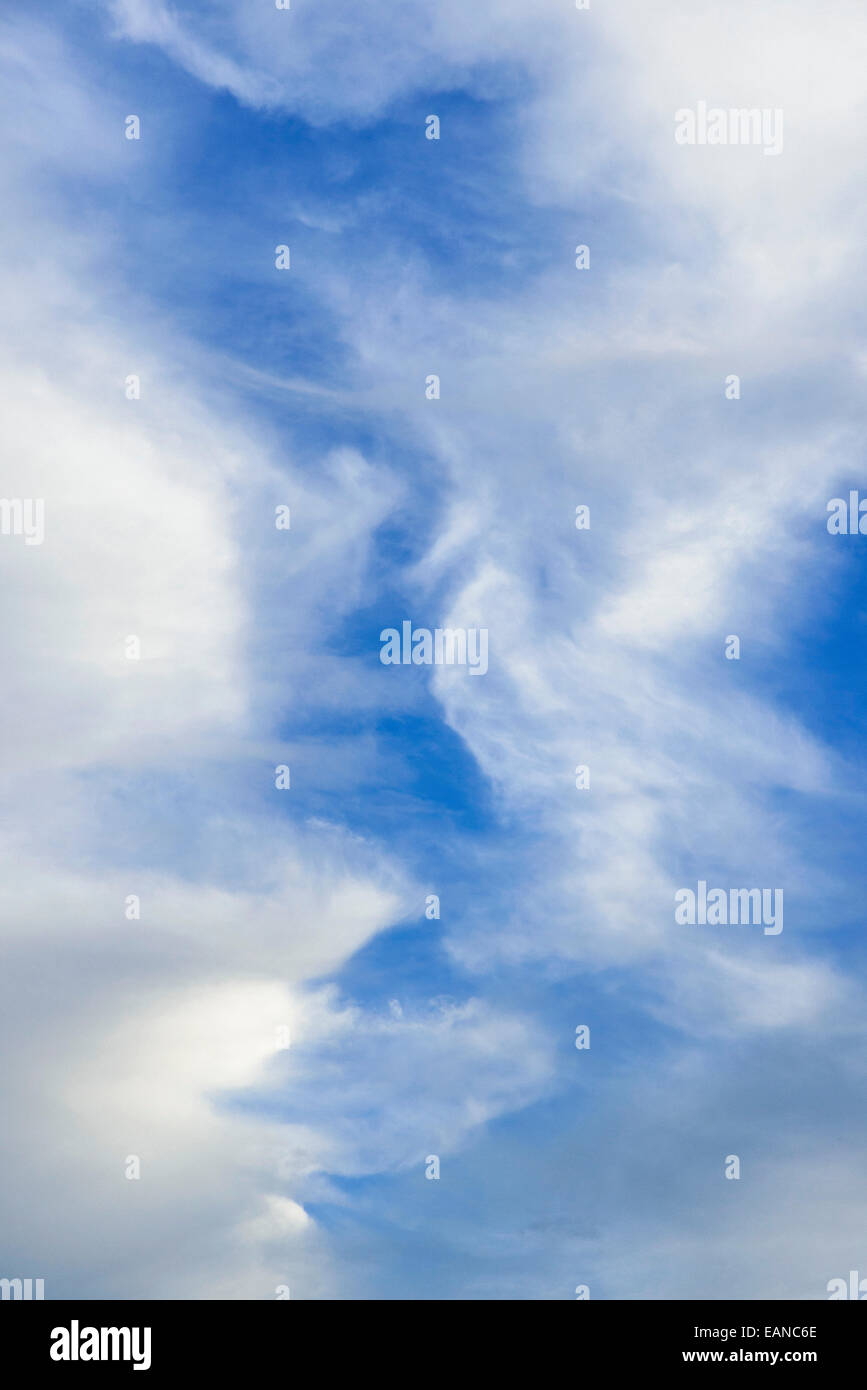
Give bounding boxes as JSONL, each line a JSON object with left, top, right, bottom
{"left": 2, "top": 0, "right": 867, "bottom": 1300}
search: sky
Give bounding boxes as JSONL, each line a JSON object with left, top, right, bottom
{"left": 1, "top": 0, "right": 867, "bottom": 1300}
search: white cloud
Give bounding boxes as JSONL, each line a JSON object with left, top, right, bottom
{"left": 4, "top": 0, "right": 867, "bottom": 1299}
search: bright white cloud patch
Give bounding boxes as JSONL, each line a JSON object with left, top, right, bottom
{"left": 1, "top": 1, "right": 866, "bottom": 1302}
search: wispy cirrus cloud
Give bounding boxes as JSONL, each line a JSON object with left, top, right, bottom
{"left": 2, "top": 0, "right": 867, "bottom": 1301}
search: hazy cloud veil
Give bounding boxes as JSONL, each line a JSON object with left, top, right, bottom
{"left": 1, "top": 0, "right": 866, "bottom": 1300}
